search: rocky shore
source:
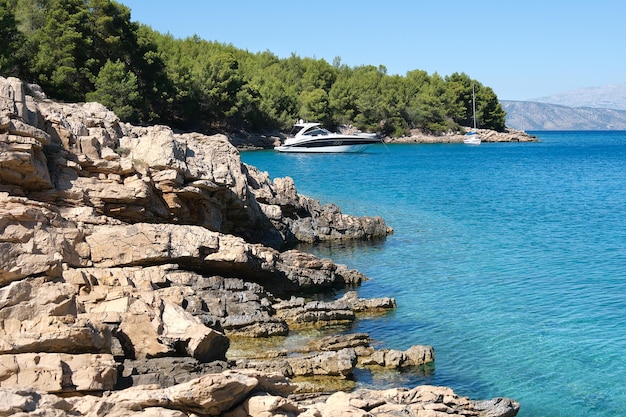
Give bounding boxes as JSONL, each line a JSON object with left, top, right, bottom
{"left": 0, "top": 76, "right": 520, "bottom": 416}
{"left": 384, "top": 128, "right": 538, "bottom": 144}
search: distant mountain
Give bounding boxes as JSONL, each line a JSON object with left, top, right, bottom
{"left": 501, "top": 83, "right": 626, "bottom": 130}
{"left": 502, "top": 101, "right": 626, "bottom": 130}
{"left": 529, "top": 84, "right": 626, "bottom": 110}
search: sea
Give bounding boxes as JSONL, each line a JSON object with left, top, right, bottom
{"left": 240, "top": 131, "right": 626, "bottom": 417}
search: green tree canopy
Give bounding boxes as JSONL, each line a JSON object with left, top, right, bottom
{"left": 86, "top": 58, "right": 139, "bottom": 120}
{"left": 27, "top": 0, "right": 93, "bottom": 101}
{"left": 4, "top": 0, "right": 508, "bottom": 134}
{"left": 0, "top": 0, "right": 24, "bottom": 76}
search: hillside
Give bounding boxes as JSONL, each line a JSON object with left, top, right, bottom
{"left": 503, "top": 83, "right": 626, "bottom": 130}
{"left": 502, "top": 100, "right": 626, "bottom": 130}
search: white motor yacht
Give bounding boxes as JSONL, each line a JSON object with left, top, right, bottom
{"left": 274, "top": 122, "right": 380, "bottom": 153}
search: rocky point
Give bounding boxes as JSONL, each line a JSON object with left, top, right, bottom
{"left": 0, "top": 76, "right": 520, "bottom": 416}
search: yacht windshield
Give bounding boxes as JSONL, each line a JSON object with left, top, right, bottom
{"left": 304, "top": 128, "right": 331, "bottom": 136}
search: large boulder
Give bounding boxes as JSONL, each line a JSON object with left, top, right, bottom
{"left": 288, "top": 348, "right": 358, "bottom": 378}
{"left": 225, "top": 392, "right": 302, "bottom": 417}
{"left": 0, "top": 196, "right": 90, "bottom": 286}
{"left": 361, "top": 345, "right": 435, "bottom": 368}
{"left": 0, "top": 277, "right": 77, "bottom": 321}
{"left": 0, "top": 134, "right": 52, "bottom": 191}
{"left": 78, "top": 285, "right": 230, "bottom": 362}
{"left": 96, "top": 371, "right": 260, "bottom": 416}
{"left": 0, "top": 315, "right": 111, "bottom": 355}
{"left": 0, "top": 353, "right": 117, "bottom": 392}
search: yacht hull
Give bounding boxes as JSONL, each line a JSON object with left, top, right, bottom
{"left": 275, "top": 140, "right": 377, "bottom": 153}
{"left": 275, "top": 122, "right": 380, "bottom": 153}
{"left": 275, "top": 144, "right": 371, "bottom": 153}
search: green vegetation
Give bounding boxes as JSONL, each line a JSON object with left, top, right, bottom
{"left": 1, "top": 0, "right": 507, "bottom": 135}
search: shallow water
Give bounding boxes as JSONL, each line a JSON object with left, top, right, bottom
{"left": 241, "top": 131, "right": 626, "bottom": 417}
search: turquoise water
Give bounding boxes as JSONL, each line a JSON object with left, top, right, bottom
{"left": 241, "top": 131, "right": 626, "bottom": 417}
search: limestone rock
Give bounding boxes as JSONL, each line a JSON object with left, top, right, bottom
{"left": 0, "top": 277, "right": 77, "bottom": 322}
{"left": 0, "top": 77, "right": 42, "bottom": 132}
{"left": 245, "top": 167, "right": 393, "bottom": 246}
{"left": 405, "top": 344, "right": 436, "bottom": 366}
{"left": 2, "top": 76, "right": 391, "bottom": 250}
{"left": 161, "top": 300, "right": 229, "bottom": 362}
{"left": 304, "top": 333, "right": 373, "bottom": 356}
{"left": 85, "top": 222, "right": 251, "bottom": 268}
{"left": 64, "top": 263, "right": 180, "bottom": 292}
{"left": 103, "top": 371, "right": 259, "bottom": 416}
{"left": 225, "top": 392, "right": 302, "bottom": 417}
{"left": 272, "top": 291, "right": 395, "bottom": 329}
{"left": 384, "top": 126, "right": 537, "bottom": 144}
{"left": 0, "top": 376, "right": 520, "bottom": 417}
{"left": 75, "top": 276, "right": 232, "bottom": 363}
{"left": 473, "top": 397, "right": 522, "bottom": 417}
{"left": 221, "top": 315, "right": 289, "bottom": 338}
{"left": 335, "top": 290, "right": 396, "bottom": 312}
{"left": 360, "top": 345, "right": 435, "bottom": 368}
{"left": 0, "top": 196, "right": 90, "bottom": 286}
{"left": 119, "top": 357, "right": 230, "bottom": 388}
{"left": 0, "top": 134, "right": 52, "bottom": 190}
{"left": 238, "top": 348, "right": 358, "bottom": 380}
{"left": 0, "top": 76, "right": 518, "bottom": 417}
{"left": 109, "top": 292, "right": 229, "bottom": 362}
{"left": 0, "top": 353, "right": 117, "bottom": 392}
{"left": 2, "top": 75, "right": 391, "bottom": 250}
{"left": 277, "top": 250, "right": 367, "bottom": 289}
{"left": 117, "top": 310, "right": 170, "bottom": 359}
{"left": 83, "top": 222, "right": 365, "bottom": 296}
{"left": 234, "top": 368, "right": 296, "bottom": 398}
{"left": 233, "top": 357, "right": 295, "bottom": 379}
{"left": 0, "top": 315, "right": 111, "bottom": 355}
{"left": 119, "top": 126, "right": 276, "bottom": 242}
{"left": 274, "top": 297, "right": 355, "bottom": 329}
{"left": 289, "top": 348, "right": 358, "bottom": 378}
{"left": 316, "top": 391, "right": 373, "bottom": 417}
{"left": 0, "top": 388, "right": 38, "bottom": 416}
{"left": 299, "top": 385, "right": 520, "bottom": 417}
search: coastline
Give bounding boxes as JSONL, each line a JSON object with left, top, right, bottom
{"left": 383, "top": 127, "right": 539, "bottom": 144}
{"left": 0, "top": 76, "right": 520, "bottom": 416}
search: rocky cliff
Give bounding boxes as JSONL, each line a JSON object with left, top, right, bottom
{"left": 0, "top": 76, "right": 519, "bottom": 417}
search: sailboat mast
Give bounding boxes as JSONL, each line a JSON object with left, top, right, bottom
{"left": 472, "top": 84, "right": 477, "bottom": 129}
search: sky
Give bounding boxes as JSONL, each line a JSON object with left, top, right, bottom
{"left": 119, "top": 0, "right": 626, "bottom": 101}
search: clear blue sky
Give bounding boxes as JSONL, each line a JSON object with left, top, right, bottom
{"left": 119, "top": 0, "right": 625, "bottom": 101}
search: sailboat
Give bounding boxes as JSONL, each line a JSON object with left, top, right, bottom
{"left": 463, "top": 84, "right": 481, "bottom": 145}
